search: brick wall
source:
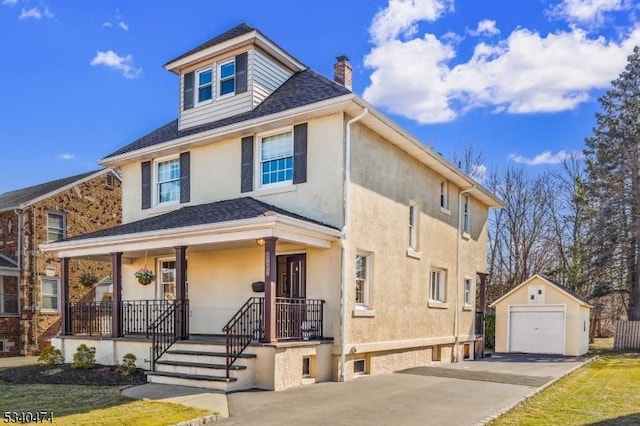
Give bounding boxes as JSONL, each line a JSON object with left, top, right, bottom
{"left": 0, "top": 171, "right": 121, "bottom": 356}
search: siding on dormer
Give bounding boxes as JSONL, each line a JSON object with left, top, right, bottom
{"left": 252, "top": 48, "right": 293, "bottom": 108}
{"left": 178, "top": 48, "right": 255, "bottom": 131}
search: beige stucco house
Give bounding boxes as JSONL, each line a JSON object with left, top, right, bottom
{"left": 42, "top": 23, "right": 502, "bottom": 391}
{"left": 490, "top": 274, "right": 591, "bottom": 356}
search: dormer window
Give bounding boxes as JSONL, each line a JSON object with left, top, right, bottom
{"left": 196, "top": 68, "right": 213, "bottom": 104}
{"left": 218, "top": 59, "right": 235, "bottom": 97}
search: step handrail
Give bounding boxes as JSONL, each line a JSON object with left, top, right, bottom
{"left": 149, "top": 299, "right": 188, "bottom": 370}
{"left": 222, "top": 297, "right": 264, "bottom": 377}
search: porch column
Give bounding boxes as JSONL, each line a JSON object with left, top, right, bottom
{"left": 111, "top": 252, "right": 123, "bottom": 338}
{"left": 60, "top": 257, "right": 71, "bottom": 335}
{"left": 263, "top": 237, "right": 277, "bottom": 343}
{"left": 174, "top": 245, "right": 188, "bottom": 340}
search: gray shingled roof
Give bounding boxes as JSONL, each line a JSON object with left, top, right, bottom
{"left": 0, "top": 256, "right": 17, "bottom": 269}
{"left": 62, "top": 197, "right": 337, "bottom": 243}
{"left": 164, "top": 23, "right": 256, "bottom": 67}
{"left": 0, "top": 170, "right": 102, "bottom": 212}
{"left": 104, "top": 69, "right": 350, "bottom": 159}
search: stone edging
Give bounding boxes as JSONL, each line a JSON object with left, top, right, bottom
{"left": 476, "top": 355, "right": 598, "bottom": 426}
{"left": 171, "top": 413, "right": 220, "bottom": 426}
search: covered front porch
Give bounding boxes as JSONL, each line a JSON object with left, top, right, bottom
{"left": 42, "top": 198, "right": 342, "bottom": 386}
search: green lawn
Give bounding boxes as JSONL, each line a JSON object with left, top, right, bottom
{"left": 0, "top": 381, "right": 211, "bottom": 425}
{"left": 491, "top": 338, "right": 640, "bottom": 425}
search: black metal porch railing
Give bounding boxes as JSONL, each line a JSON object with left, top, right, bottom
{"left": 149, "top": 299, "right": 188, "bottom": 370}
{"left": 276, "top": 297, "right": 324, "bottom": 340}
{"left": 222, "top": 297, "right": 264, "bottom": 377}
{"left": 68, "top": 300, "right": 176, "bottom": 337}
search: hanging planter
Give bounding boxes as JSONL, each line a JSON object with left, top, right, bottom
{"left": 134, "top": 268, "right": 156, "bottom": 286}
{"left": 79, "top": 273, "right": 98, "bottom": 287}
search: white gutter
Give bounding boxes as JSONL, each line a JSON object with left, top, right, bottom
{"left": 454, "top": 185, "right": 475, "bottom": 363}
{"left": 339, "top": 107, "right": 368, "bottom": 382}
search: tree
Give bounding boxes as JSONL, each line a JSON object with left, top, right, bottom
{"left": 585, "top": 46, "right": 640, "bottom": 320}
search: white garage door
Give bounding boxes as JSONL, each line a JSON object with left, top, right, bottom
{"left": 509, "top": 310, "right": 564, "bottom": 355}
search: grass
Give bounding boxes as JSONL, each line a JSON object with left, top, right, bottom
{"left": 491, "top": 338, "right": 640, "bottom": 425}
{"left": 0, "top": 380, "right": 211, "bottom": 425}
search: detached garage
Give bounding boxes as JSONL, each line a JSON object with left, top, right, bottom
{"left": 490, "top": 275, "right": 592, "bottom": 356}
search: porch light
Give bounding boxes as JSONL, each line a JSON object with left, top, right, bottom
{"left": 256, "top": 238, "right": 266, "bottom": 246}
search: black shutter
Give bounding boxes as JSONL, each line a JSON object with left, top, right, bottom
{"left": 235, "top": 52, "right": 248, "bottom": 94}
{"left": 293, "top": 123, "right": 308, "bottom": 184}
{"left": 183, "top": 71, "right": 194, "bottom": 110}
{"left": 141, "top": 161, "right": 151, "bottom": 210}
{"left": 180, "top": 151, "right": 190, "bottom": 204}
{"left": 241, "top": 136, "right": 254, "bottom": 193}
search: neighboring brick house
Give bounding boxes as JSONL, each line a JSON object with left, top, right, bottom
{"left": 43, "top": 23, "right": 502, "bottom": 391}
{"left": 0, "top": 170, "right": 121, "bottom": 356}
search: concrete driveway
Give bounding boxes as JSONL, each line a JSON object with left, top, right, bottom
{"left": 219, "top": 354, "right": 591, "bottom": 426}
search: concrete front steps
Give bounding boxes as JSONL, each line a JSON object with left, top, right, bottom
{"left": 145, "top": 341, "right": 257, "bottom": 392}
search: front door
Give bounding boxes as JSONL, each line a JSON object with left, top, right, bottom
{"left": 276, "top": 254, "right": 306, "bottom": 298}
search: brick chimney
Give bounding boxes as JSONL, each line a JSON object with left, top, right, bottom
{"left": 334, "top": 55, "right": 352, "bottom": 91}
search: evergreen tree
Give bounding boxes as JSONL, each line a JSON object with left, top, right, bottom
{"left": 585, "top": 46, "right": 640, "bottom": 320}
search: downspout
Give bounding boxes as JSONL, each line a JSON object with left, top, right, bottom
{"left": 13, "top": 209, "right": 23, "bottom": 276}
{"left": 339, "top": 107, "right": 368, "bottom": 382}
{"left": 454, "top": 185, "right": 475, "bottom": 362}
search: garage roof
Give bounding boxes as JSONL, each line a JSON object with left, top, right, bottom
{"left": 489, "top": 274, "right": 592, "bottom": 308}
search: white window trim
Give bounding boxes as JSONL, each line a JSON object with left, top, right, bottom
{"left": 254, "top": 127, "right": 294, "bottom": 190}
{"left": 463, "top": 195, "right": 471, "bottom": 237}
{"left": 40, "top": 277, "right": 60, "bottom": 313}
{"left": 354, "top": 251, "right": 372, "bottom": 310}
{"left": 154, "top": 155, "right": 180, "bottom": 208}
{"left": 46, "top": 211, "right": 66, "bottom": 243}
{"left": 217, "top": 58, "right": 236, "bottom": 100}
{"left": 429, "top": 269, "right": 447, "bottom": 304}
{"left": 464, "top": 277, "right": 472, "bottom": 307}
{"left": 195, "top": 67, "right": 213, "bottom": 106}
{"left": 407, "top": 200, "right": 421, "bottom": 259}
{"left": 440, "top": 180, "right": 450, "bottom": 214}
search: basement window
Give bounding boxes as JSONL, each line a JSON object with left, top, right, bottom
{"left": 354, "top": 359, "right": 366, "bottom": 375}
{"left": 302, "top": 356, "right": 310, "bottom": 377}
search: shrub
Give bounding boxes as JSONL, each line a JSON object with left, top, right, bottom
{"left": 71, "top": 344, "right": 96, "bottom": 369}
{"left": 37, "top": 346, "right": 64, "bottom": 366}
{"left": 484, "top": 311, "right": 496, "bottom": 350}
{"left": 115, "top": 353, "right": 137, "bottom": 377}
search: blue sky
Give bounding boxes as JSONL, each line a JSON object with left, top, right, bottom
{"left": 1, "top": 0, "right": 639, "bottom": 193}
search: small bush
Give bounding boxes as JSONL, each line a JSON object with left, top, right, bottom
{"left": 71, "top": 344, "right": 96, "bottom": 369}
{"left": 484, "top": 311, "right": 496, "bottom": 350}
{"left": 115, "top": 353, "right": 137, "bottom": 377}
{"left": 37, "top": 346, "right": 64, "bottom": 366}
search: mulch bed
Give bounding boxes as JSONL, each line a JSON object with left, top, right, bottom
{"left": 0, "top": 364, "right": 147, "bottom": 386}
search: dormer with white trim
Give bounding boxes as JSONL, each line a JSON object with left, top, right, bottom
{"left": 163, "top": 23, "right": 306, "bottom": 131}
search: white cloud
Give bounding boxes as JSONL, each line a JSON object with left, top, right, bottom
{"left": 470, "top": 164, "right": 488, "bottom": 182}
{"left": 102, "top": 8, "right": 129, "bottom": 31}
{"left": 118, "top": 21, "right": 129, "bottom": 31}
{"left": 18, "top": 7, "right": 54, "bottom": 19}
{"left": 468, "top": 19, "right": 500, "bottom": 37}
{"left": 1, "top": 0, "right": 19, "bottom": 6}
{"left": 363, "top": 0, "right": 640, "bottom": 124}
{"left": 508, "top": 150, "right": 581, "bottom": 165}
{"left": 369, "top": 0, "right": 453, "bottom": 44}
{"left": 56, "top": 153, "right": 75, "bottom": 160}
{"left": 102, "top": 21, "right": 112, "bottom": 28}
{"left": 90, "top": 50, "right": 142, "bottom": 79}
{"left": 549, "top": 0, "right": 628, "bottom": 26}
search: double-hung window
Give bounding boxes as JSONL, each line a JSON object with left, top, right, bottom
{"left": 430, "top": 269, "right": 446, "bottom": 303}
{"left": 463, "top": 195, "right": 470, "bottom": 234}
{"left": 0, "top": 276, "right": 18, "bottom": 315}
{"left": 196, "top": 68, "right": 213, "bottom": 104}
{"left": 159, "top": 259, "right": 176, "bottom": 300}
{"left": 440, "top": 180, "right": 449, "bottom": 211}
{"left": 157, "top": 159, "right": 180, "bottom": 204}
{"left": 464, "top": 278, "right": 472, "bottom": 306}
{"left": 260, "top": 131, "right": 293, "bottom": 186}
{"left": 409, "top": 201, "right": 419, "bottom": 252}
{"left": 41, "top": 278, "right": 60, "bottom": 311}
{"left": 218, "top": 59, "right": 235, "bottom": 97}
{"left": 47, "top": 212, "right": 65, "bottom": 242}
{"left": 355, "top": 253, "right": 370, "bottom": 307}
